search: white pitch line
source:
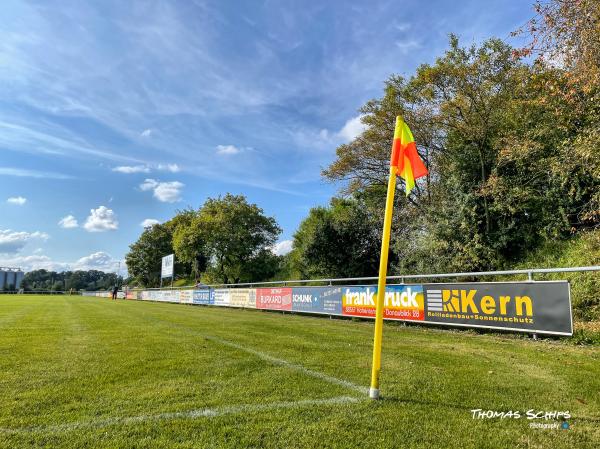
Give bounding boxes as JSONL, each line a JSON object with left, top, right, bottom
{"left": 0, "top": 396, "right": 361, "bottom": 435}
{"left": 205, "top": 335, "right": 369, "bottom": 395}
{"left": 134, "top": 313, "right": 369, "bottom": 395}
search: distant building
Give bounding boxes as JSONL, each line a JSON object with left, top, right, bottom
{"left": 0, "top": 267, "right": 25, "bottom": 291}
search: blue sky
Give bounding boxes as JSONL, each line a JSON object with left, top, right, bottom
{"left": 0, "top": 0, "right": 533, "bottom": 273}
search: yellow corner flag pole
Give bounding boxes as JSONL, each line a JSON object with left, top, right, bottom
{"left": 369, "top": 163, "right": 397, "bottom": 399}
{"left": 369, "top": 115, "right": 427, "bottom": 399}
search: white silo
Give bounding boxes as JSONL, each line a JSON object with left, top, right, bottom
{"left": 5, "top": 271, "right": 16, "bottom": 290}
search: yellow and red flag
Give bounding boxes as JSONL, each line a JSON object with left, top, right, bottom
{"left": 369, "top": 116, "right": 428, "bottom": 399}
{"left": 390, "top": 116, "right": 428, "bottom": 195}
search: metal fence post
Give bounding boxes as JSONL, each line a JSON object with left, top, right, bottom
{"left": 527, "top": 272, "right": 538, "bottom": 340}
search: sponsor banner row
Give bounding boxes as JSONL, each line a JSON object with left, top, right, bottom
{"left": 96, "top": 281, "right": 572, "bottom": 335}
{"left": 82, "top": 291, "right": 126, "bottom": 299}
{"left": 132, "top": 286, "right": 423, "bottom": 319}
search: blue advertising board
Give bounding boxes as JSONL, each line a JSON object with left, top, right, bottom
{"left": 291, "top": 287, "right": 343, "bottom": 315}
{"left": 192, "top": 289, "right": 213, "bottom": 305}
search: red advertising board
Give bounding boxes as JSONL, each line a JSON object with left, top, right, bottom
{"left": 256, "top": 287, "right": 292, "bottom": 310}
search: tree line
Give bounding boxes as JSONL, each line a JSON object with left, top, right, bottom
{"left": 295, "top": 0, "right": 599, "bottom": 278}
{"left": 126, "top": 0, "right": 599, "bottom": 288}
{"left": 126, "top": 194, "right": 282, "bottom": 286}
{"left": 22, "top": 270, "right": 121, "bottom": 292}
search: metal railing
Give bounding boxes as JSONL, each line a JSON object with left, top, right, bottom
{"left": 133, "top": 265, "right": 600, "bottom": 290}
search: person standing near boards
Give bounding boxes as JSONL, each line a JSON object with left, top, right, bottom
{"left": 112, "top": 285, "right": 119, "bottom": 300}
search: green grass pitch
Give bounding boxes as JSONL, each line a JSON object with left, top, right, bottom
{"left": 0, "top": 295, "right": 598, "bottom": 448}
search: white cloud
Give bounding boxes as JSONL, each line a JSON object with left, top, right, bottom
{"left": 140, "top": 178, "right": 159, "bottom": 191}
{"left": 140, "top": 129, "right": 153, "bottom": 138}
{"left": 294, "top": 115, "right": 369, "bottom": 150}
{"left": 395, "top": 22, "right": 411, "bottom": 32}
{"left": 0, "top": 120, "right": 143, "bottom": 164}
{"left": 272, "top": 240, "right": 293, "bottom": 256}
{"left": 7, "top": 196, "right": 27, "bottom": 205}
{"left": 73, "top": 251, "right": 121, "bottom": 272}
{"left": 0, "top": 254, "right": 68, "bottom": 272}
{"left": 0, "top": 251, "right": 123, "bottom": 273}
{"left": 83, "top": 206, "right": 118, "bottom": 232}
{"left": 319, "top": 129, "right": 330, "bottom": 140}
{"left": 0, "top": 167, "right": 73, "bottom": 179}
{"left": 0, "top": 0, "right": 457, "bottom": 196}
{"left": 154, "top": 182, "right": 184, "bottom": 202}
{"left": 216, "top": 144, "right": 241, "bottom": 155}
{"left": 395, "top": 39, "right": 421, "bottom": 53}
{"left": 140, "top": 178, "right": 183, "bottom": 203}
{"left": 0, "top": 230, "right": 49, "bottom": 254}
{"left": 140, "top": 218, "right": 160, "bottom": 228}
{"left": 157, "top": 163, "right": 180, "bottom": 173}
{"left": 338, "top": 115, "right": 367, "bottom": 142}
{"left": 113, "top": 163, "right": 180, "bottom": 174}
{"left": 58, "top": 215, "right": 79, "bottom": 229}
{"left": 112, "top": 165, "right": 151, "bottom": 174}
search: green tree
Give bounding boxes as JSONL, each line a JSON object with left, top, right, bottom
{"left": 125, "top": 222, "right": 189, "bottom": 287}
{"left": 516, "top": 0, "right": 600, "bottom": 88}
{"left": 409, "top": 37, "right": 537, "bottom": 269}
{"left": 325, "top": 37, "right": 530, "bottom": 271}
{"left": 22, "top": 270, "right": 120, "bottom": 291}
{"left": 515, "top": 0, "right": 600, "bottom": 227}
{"left": 194, "top": 194, "right": 281, "bottom": 284}
{"left": 172, "top": 217, "right": 208, "bottom": 283}
{"left": 291, "top": 198, "right": 381, "bottom": 278}
{"left": 271, "top": 252, "right": 298, "bottom": 281}
{"left": 323, "top": 35, "right": 600, "bottom": 273}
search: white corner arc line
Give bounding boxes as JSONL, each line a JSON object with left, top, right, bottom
{"left": 205, "top": 335, "right": 369, "bottom": 395}
{"left": 0, "top": 396, "right": 361, "bottom": 435}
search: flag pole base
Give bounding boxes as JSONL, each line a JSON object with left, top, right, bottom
{"left": 369, "top": 388, "right": 380, "bottom": 400}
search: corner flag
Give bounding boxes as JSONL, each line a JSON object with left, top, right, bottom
{"left": 369, "top": 116, "right": 427, "bottom": 399}
{"left": 390, "top": 116, "right": 428, "bottom": 195}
